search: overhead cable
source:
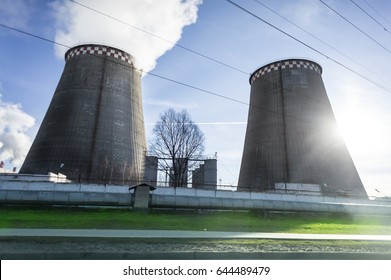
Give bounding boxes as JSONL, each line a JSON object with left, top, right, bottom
{"left": 68, "top": 0, "right": 333, "bottom": 106}
{"left": 362, "top": 0, "right": 391, "bottom": 27}
{"left": 350, "top": 0, "right": 391, "bottom": 34}
{"left": 224, "top": 0, "right": 391, "bottom": 94}
{"left": 69, "top": 0, "right": 249, "bottom": 75}
{"left": 0, "top": 22, "right": 330, "bottom": 127}
{"left": 319, "top": 0, "right": 391, "bottom": 54}
{"left": 253, "top": 0, "right": 388, "bottom": 86}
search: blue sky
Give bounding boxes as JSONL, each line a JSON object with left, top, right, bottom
{"left": 1, "top": 0, "right": 390, "bottom": 197}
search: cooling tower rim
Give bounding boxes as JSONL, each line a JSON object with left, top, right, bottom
{"left": 249, "top": 58, "right": 323, "bottom": 85}
{"left": 64, "top": 43, "right": 135, "bottom": 65}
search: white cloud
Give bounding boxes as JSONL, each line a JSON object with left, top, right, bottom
{"left": 0, "top": 87, "right": 35, "bottom": 168}
{"left": 0, "top": 0, "right": 31, "bottom": 28}
{"left": 51, "top": 0, "right": 202, "bottom": 72}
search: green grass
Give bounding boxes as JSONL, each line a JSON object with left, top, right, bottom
{"left": 1, "top": 206, "right": 391, "bottom": 234}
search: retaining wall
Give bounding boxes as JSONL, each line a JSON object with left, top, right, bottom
{"left": 1, "top": 180, "right": 391, "bottom": 215}
{"left": 0, "top": 181, "right": 131, "bottom": 206}
{"left": 151, "top": 187, "right": 391, "bottom": 215}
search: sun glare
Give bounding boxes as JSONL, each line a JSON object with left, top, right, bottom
{"left": 337, "top": 107, "right": 387, "bottom": 157}
{"left": 336, "top": 104, "right": 391, "bottom": 197}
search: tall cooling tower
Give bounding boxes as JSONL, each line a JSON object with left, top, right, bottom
{"left": 20, "top": 44, "right": 146, "bottom": 184}
{"left": 238, "top": 58, "right": 367, "bottom": 197}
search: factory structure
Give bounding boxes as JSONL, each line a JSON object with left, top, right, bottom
{"left": 10, "top": 45, "right": 367, "bottom": 199}
{"left": 238, "top": 59, "right": 367, "bottom": 198}
{"left": 143, "top": 155, "right": 217, "bottom": 189}
{"left": 192, "top": 158, "right": 217, "bottom": 190}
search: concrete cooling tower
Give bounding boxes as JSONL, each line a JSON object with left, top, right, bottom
{"left": 238, "top": 58, "right": 367, "bottom": 198}
{"left": 20, "top": 44, "right": 146, "bottom": 184}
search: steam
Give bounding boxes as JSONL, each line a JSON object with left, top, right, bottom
{"left": 0, "top": 91, "right": 35, "bottom": 168}
{"left": 52, "top": 0, "right": 203, "bottom": 72}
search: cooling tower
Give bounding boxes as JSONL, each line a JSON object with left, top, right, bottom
{"left": 20, "top": 44, "right": 146, "bottom": 184}
{"left": 238, "top": 58, "right": 367, "bottom": 198}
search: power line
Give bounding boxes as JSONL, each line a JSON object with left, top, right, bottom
{"left": 362, "top": 0, "right": 391, "bottom": 28}
{"left": 225, "top": 1, "right": 326, "bottom": 59}
{"left": 0, "top": 23, "right": 264, "bottom": 112}
{"left": 144, "top": 70, "right": 248, "bottom": 107}
{"left": 42, "top": 0, "right": 391, "bottom": 104}
{"left": 0, "top": 21, "right": 321, "bottom": 110}
{"left": 253, "top": 0, "right": 389, "bottom": 88}
{"left": 69, "top": 0, "right": 391, "bottom": 98}
{"left": 69, "top": 0, "right": 249, "bottom": 75}
{"left": 63, "top": 0, "right": 387, "bottom": 113}
{"left": 0, "top": 15, "right": 386, "bottom": 124}
{"left": 145, "top": 67, "right": 330, "bottom": 126}
{"left": 0, "top": 22, "right": 333, "bottom": 129}
{"left": 219, "top": 160, "right": 238, "bottom": 182}
{"left": 319, "top": 0, "right": 391, "bottom": 54}
{"left": 0, "top": 23, "right": 69, "bottom": 49}
{"left": 70, "top": 0, "right": 333, "bottom": 108}
{"left": 224, "top": 0, "right": 391, "bottom": 94}
{"left": 350, "top": 0, "right": 391, "bottom": 34}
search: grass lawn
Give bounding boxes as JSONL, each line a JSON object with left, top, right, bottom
{"left": 1, "top": 205, "right": 391, "bottom": 234}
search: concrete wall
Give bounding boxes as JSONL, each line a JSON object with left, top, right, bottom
{"left": 1, "top": 180, "right": 391, "bottom": 215}
{"left": 0, "top": 181, "right": 131, "bottom": 206}
{"left": 151, "top": 186, "right": 391, "bottom": 215}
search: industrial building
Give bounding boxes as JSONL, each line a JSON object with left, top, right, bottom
{"left": 143, "top": 156, "right": 217, "bottom": 189}
{"left": 20, "top": 44, "right": 146, "bottom": 184}
{"left": 238, "top": 58, "right": 368, "bottom": 198}
{"left": 192, "top": 159, "right": 217, "bottom": 190}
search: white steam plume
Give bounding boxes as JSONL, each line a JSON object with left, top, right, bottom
{"left": 52, "top": 0, "right": 203, "bottom": 72}
{"left": 0, "top": 91, "right": 35, "bottom": 169}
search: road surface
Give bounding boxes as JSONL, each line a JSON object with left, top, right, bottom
{"left": 1, "top": 228, "right": 391, "bottom": 241}
{"left": 2, "top": 229, "right": 391, "bottom": 259}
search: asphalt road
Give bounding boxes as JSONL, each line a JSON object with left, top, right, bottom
{"left": 2, "top": 229, "right": 391, "bottom": 260}
{"left": 1, "top": 228, "right": 391, "bottom": 241}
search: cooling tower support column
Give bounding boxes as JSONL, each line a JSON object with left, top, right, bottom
{"left": 20, "top": 44, "right": 147, "bottom": 185}
{"left": 238, "top": 58, "right": 367, "bottom": 198}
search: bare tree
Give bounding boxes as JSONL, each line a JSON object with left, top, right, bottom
{"left": 149, "top": 108, "right": 205, "bottom": 187}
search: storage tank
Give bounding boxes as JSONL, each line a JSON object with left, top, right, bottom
{"left": 20, "top": 44, "right": 146, "bottom": 184}
{"left": 238, "top": 58, "right": 367, "bottom": 198}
